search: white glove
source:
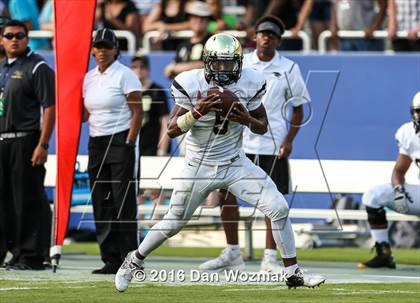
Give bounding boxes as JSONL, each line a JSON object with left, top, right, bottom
{"left": 393, "top": 185, "right": 413, "bottom": 214}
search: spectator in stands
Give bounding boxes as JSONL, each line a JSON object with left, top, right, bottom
{"left": 164, "top": 1, "right": 212, "bottom": 79}
{"left": 234, "top": 0, "right": 254, "bottom": 31}
{"left": 0, "top": 1, "right": 8, "bottom": 17}
{"left": 83, "top": 28, "right": 143, "bottom": 274}
{"left": 131, "top": 55, "right": 170, "bottom": 156}
{"left": 330, "top": 0, "right": 387, "bottom": 51}
{"left": 131, "top": 0, "right": 160, "bottom": 38}
{"left": 290, "top": 0, "right": 332, "bottom": 50}
{"left": 206, "top": 0, "right": 238, "bottom": 33}
{"left": 96, "top": 0, "right": 140, "bottom": 51}
{"left": 143, "top": 0, "right": 191, "bottom": 51}
{"left": 244, "top": 0, "right": 303, "bottom": 50}
{"left": 8, "top": 0, "right": 49, "bottom": 50}
{"left": 0, "top": 20, "right": 55, "bottom": 270}
{"left": 388, "top": 0, "right": 420, "bottom": 51}
{"left": 39, "top": 0, "right": 53, "bottom": 31}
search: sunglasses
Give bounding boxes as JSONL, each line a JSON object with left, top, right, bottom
{"left": 3, "top": 32, "right": 26, "bottom": 40}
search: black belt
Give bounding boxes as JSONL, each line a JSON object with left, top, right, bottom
{"left": 0, "top": 132, "right": 32, "bottom": 139}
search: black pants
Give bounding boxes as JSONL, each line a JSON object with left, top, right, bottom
{"left": 0, "top": 132, "right": 51, "bottom": 266}
{"left": 392, "top": 39, "right": 420, "bottom": 52}
{"left": 246, "top": 154, "right": 291, "bottom": 195}
{"left": 88, "top": 130, "right": 138, "bottom": 266}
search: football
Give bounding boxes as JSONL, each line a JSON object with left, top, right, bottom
{"left": 207, "top": 86, "right": 240, "bottom": 117}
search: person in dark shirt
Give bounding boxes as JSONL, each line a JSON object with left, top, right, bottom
{"left": 96, "top": 0, "right": 140, "bottom": 50}
{"left": 131, "top": 55, "right": 169, "bottom": 156}
{"left": 164, "top": 1, "right": 212, "bottom": 79}
{"left": 131, "top": 55, "right": 169, "bottom": 225}
{"left": 0, "top": 19, "right": 55, "bottom": 270}
{"left": 143, "top": 0, "right": 190, "bottom": 51}
{"left": 242, "top": 0, "right": 303, "bottom": 51}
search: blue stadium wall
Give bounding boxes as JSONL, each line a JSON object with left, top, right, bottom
{"left": 43, "top": 52, "right": 419, "bottom": 161}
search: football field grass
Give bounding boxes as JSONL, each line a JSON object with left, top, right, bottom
{"left": 0, "top": 281, "right": 419, "bottom": 303}
{"left": 62, "top": 243, "right": 420, "bottom": 265}
{"left": 1, "top": 245, "right": 419, "bottom": 302}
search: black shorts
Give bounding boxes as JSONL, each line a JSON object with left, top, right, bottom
{"left": 246, "top": 154, "right": 291, "bottom": 195}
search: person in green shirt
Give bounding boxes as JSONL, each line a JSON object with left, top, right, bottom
{"left": 206, "top": 0, "right": 237, "bottom": 33}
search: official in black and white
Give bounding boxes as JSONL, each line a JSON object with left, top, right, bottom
{"left": 83, "top": 28, "right": 143, "bottom": 274}
{"left": 0, "top": 20, "right": 55, "bottom": 270}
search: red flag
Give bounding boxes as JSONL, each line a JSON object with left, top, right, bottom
{"left": 53, "top": 0, "right": 96, "bottom": 254}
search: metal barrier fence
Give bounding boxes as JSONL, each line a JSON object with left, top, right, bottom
{"left": 28, "top": 29, "right": 420, "bottom": 55}
{"left": 142, "top": 30, "right": 311, "bottom": 53}
{"left": 318, "top": 30, "right": 420, "bottom": 53}
{"left": 28, "top": 30, "right": 137, "bottom": 55}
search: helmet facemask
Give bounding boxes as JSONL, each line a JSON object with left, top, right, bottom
{"left": 411, "top": 92, "right": 420, "bottom": 134}
{"left": 204, "top": 54, "right": 242, "bottom": 86}
{"left": 411, "top": 105, "right": 420, "bottom": 133}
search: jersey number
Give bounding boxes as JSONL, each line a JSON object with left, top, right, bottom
{"left": 213, "top": 114, "right": 229, "bottom": 135}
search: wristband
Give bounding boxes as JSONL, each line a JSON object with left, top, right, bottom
{"left": 176, "top": 111, "right": 197, "bottom": 132}
{"left": 40, "top": 143, "right": 49, "bottom": 150}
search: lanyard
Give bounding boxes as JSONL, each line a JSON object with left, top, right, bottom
{"left": 0, "top": 61, "right": 19, "bottom": 93}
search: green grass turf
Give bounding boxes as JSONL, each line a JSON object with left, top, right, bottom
{"left": 0, "top": 280, "right": 419, "bottom": 303}
{"left": 62, "top": 243, "right": 420, "bottom": 265}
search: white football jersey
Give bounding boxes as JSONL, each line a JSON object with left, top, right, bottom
{"left": 242, "top": 51, "right": 310, "bottom": 155}
{"left": 171, "top": 68, "right": 266, "bottom": 165}
{"left": 395, "top": 122, "right": 420, "bottom": 170}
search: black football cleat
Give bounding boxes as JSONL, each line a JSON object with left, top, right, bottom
{"left": 358, "top": 242, "right": 396, "bottom": 269}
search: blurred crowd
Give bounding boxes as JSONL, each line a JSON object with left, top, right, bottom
{"left": 0, "top": 0, "right": 419, "bottom": 52}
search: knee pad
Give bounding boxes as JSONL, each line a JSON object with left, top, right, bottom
{"left": 266, "top": 197, "right": 289, "bottom": 222}
{"left": 366, "top": 206, "right": 387, "bottom": 227}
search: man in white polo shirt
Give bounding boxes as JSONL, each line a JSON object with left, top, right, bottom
{"left": 200, "top": 15, "right": 310, "bottom": 273}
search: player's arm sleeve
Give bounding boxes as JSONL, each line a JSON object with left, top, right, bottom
{"left": 247, "top": 80, "right": 266, "bottom": 111}
{"left": 395, "top": 126, "right": 410, "bottom": 156}
{"left": 286, "top": 64, "right": 311, "bottom": 107}
{"left": 32, "top": 61, "right": 55, "bottom": 108}
{"left": 121, "top": 69, "right": 142, "bottom": 94}
{"left": 171, "top": 75, "right": 193, "bottom": 111}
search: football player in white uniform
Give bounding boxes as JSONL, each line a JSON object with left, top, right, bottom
{"left": 200, "top": 15, "right": 310, "bottom": 274}
{"left": 358, "top": 92, "right": 420, "bottom": 269}
{"left": 115, "top": 33, "right": 325, "bottom": 292}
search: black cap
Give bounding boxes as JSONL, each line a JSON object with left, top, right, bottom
{"left": 255, "top": 15, "right": 285, "bottom": 38}
{"left": 92, "top": 28, "right": 118, "bottom": 48}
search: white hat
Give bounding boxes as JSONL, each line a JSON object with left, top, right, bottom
{"left": 186, "top": 1, "right": 211, "bottom": 17}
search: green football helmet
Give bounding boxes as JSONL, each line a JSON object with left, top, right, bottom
{"left": 411, "top": 92, "right": 420, "bottom": 133}
{"left": 203, "top": 33, "right": 243, "bottom": 86}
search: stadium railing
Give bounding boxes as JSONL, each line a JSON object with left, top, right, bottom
{"left": 318, "top": 30, "right": 420, "bottom": 53}
{"left": 141, "top": 30, "right": 312, "bottom": 53}
{"left": 28, "top": 30, "right": 137, "bottom": 55}
{"left": 45, "top": 155, "right": 420, "bottom": 258}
